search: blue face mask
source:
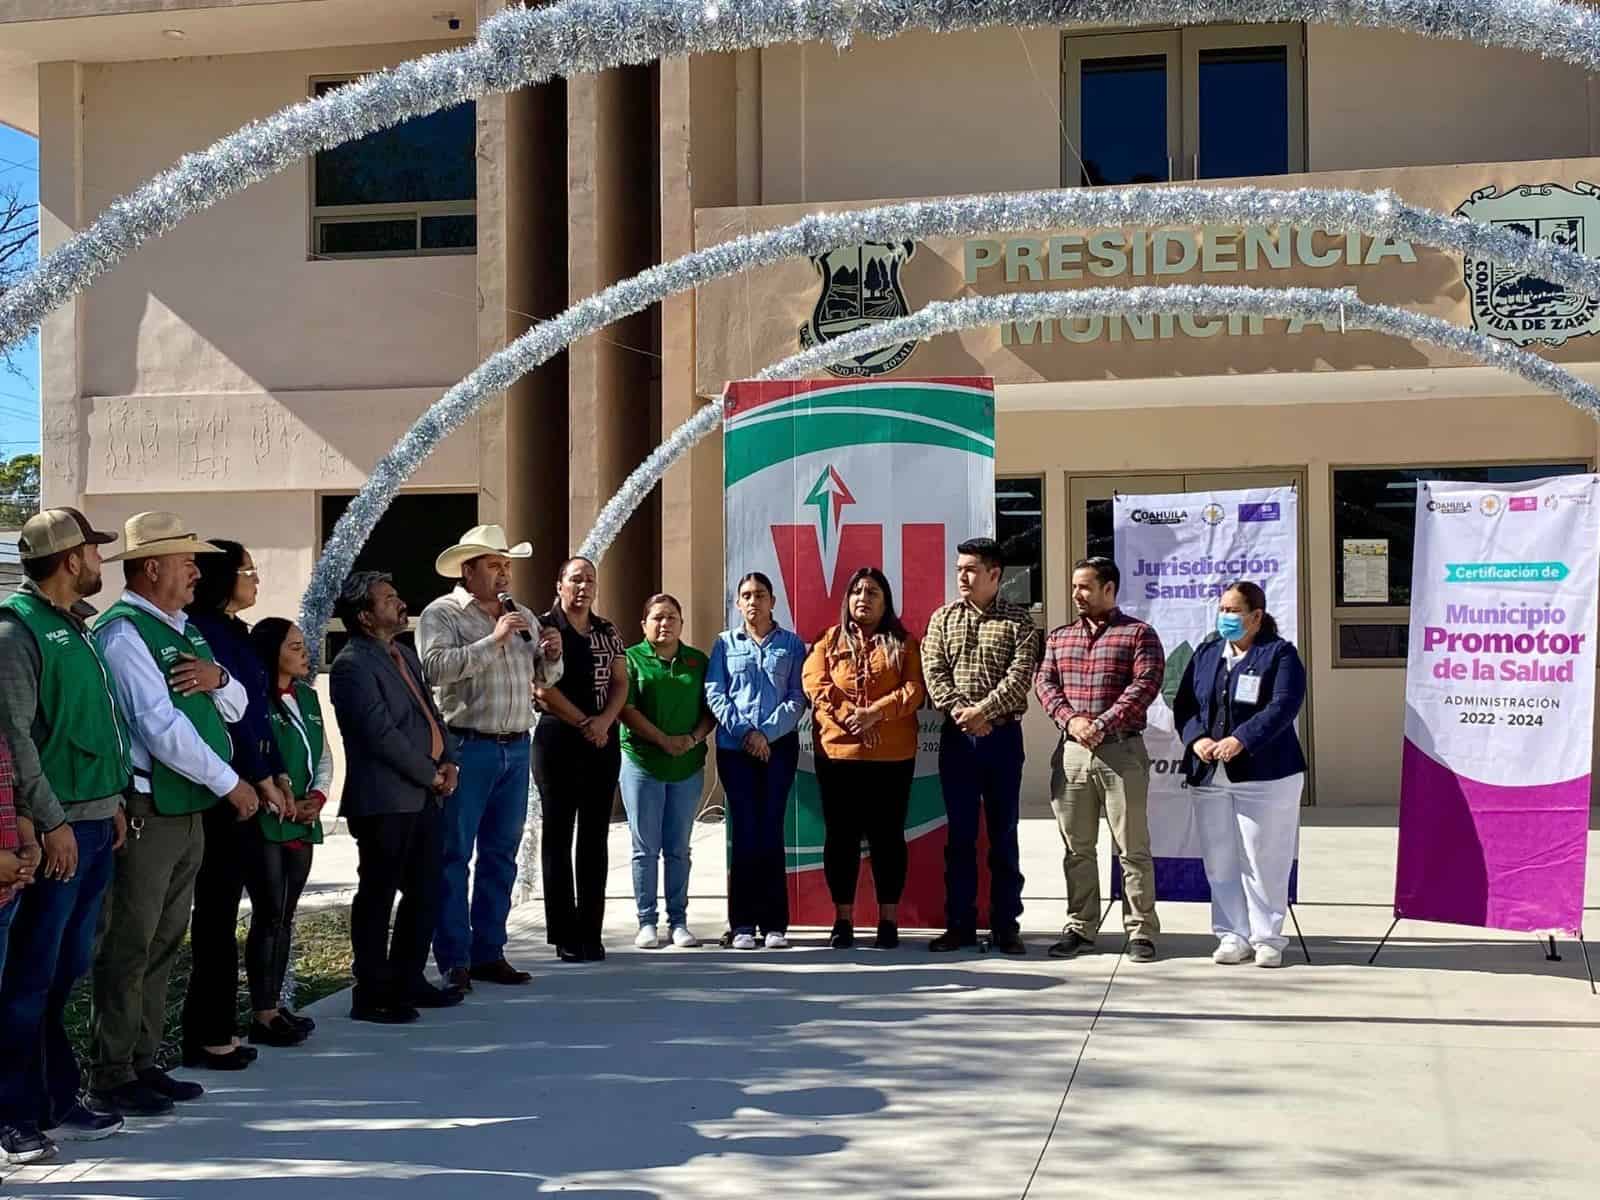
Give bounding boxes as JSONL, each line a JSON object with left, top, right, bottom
{"left": 1217, "top": 612, "right": 1247, "bottom": 642}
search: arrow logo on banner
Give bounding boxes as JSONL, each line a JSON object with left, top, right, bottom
{"left": 804, "top": 465, "right": 856, "bottom": 554}
{"left": 1444, "top": 562, "right": 1569, "bottom": 583}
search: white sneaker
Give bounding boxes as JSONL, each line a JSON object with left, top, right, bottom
{"left": 764, "top": 931, "right": 790, "bottom": 950}
{"left": 731, "top": 933, "right": 758, "bottom": 950}
{"left": 671, "top": 925, "right": 699, "bottom": 948}
{"left": 1212, "top": 937, "right": 1253, "bottom": 965}
{"left": 634, "top": 925, "right": 659, "bottom": 949}
{"left": 1254, "top": 944, "right": 1285, "bottom": 968}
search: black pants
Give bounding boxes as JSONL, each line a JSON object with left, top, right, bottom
{"left": 718, "top": 735, "right": 800, "bottom": 936}
{"left": 181, "top": 801, "right": 252, "bottom": 1052}
{"left": 241, "top": 838, "right": 313, "bottom": 1012}
{"left": 815, "top": 753, "right": 914, "bottom": 907}
{"left": 347, "top": 805, "right": 443, "bottom": 1009}
{"left": 534, "top": 736, "right": 620, "bottom": 948}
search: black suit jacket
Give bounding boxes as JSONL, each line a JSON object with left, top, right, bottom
{"left": 330, "top": 635, "right": 458, "bottom": 818}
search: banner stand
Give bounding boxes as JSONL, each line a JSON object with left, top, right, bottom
{"left": 1366, "top": 919, "right": 1596, "bottom": 994}
{"left": 1101, "top": 892, "right": 1312, "bottom": 963}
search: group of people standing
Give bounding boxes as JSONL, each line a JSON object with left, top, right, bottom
{"left": 0, "top": 505, "right": 1308, "bottom": 1169}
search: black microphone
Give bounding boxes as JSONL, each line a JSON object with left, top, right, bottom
{"left": 498, "top": 593, "right": 533, "bottom": 641}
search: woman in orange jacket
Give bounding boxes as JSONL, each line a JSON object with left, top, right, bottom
{"left": 802, "top": 567, "right": 925, "bottom": 950}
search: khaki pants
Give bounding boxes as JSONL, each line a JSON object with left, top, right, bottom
{"left": 90, "top": 807, "right": 206, "bottom": 1090}
{"left": 1050, "top": 736, "right": 1159, "bottom": 940}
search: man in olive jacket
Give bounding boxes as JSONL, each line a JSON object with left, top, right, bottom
{"left": 0, "top": 509, "right": 128, "bottom": 1162}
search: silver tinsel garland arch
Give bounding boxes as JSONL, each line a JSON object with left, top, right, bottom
{"left": 7, "top": 0, "right": 1600, "bottom": 351}
{"left": 299, "top": 185, "right": 1600, "bottom": 650}
{"left": 576, "top": 283, "right": 1600, "bottom": 565}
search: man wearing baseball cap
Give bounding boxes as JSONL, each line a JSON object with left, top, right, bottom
{"left": 0, "top": 509, "right": 129, "bottom": 1162}
{"left": 87, "top": 513, "right": 259, "bottom": 1118}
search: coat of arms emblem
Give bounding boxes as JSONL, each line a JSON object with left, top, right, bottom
{"left": 1455, "top": 182, "right": 1600, "bottom": 347}
{"left": 799, "top": 240, "right": 918, "bottom": 378}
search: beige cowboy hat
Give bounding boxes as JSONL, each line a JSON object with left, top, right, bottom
{"left": 434, "top": 523, "right": 533, "bottom": 577}
{"left": 102, "top": 512, "right": 223, "bottom": 562}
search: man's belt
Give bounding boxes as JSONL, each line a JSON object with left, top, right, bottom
{"left": 447, "top": 726, "right": 530, "bottom": 744}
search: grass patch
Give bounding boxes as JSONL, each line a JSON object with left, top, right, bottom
{"left": 64, "top": 906, "right": 355, "bottom": 1069}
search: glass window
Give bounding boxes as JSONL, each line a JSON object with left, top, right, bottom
{"left": 1079, "top": 55, "right": 1170, "bottom": 187}
{"left": 1196, "top": 46, "right": 1289, "bottom": 179}
{"left": 310, "top": 78, "right": 476, "bottom": 258}
{"left": 1332, "top": 464, "right": 1589, "bottom": 607}
{"left": 1065, "top": 25, "right": 1303, "bottom": 185}
{"left": 996, "top": 477, "right": 1044, "bottom": 608}
{"left": 319, "top": 491, "right": 479, "bottom": 659}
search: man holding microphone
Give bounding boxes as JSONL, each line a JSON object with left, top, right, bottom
{"left": 419, "top": 525, "right": 563, "bottom": 992}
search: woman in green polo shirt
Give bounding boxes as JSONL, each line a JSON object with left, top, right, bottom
{"left": 618, "top": 594, "right": 717, "bottom": 950}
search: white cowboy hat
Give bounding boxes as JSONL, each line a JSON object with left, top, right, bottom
{"left": 434, "top": 523, "right": 533, "bottom": 577}
{"left": 101, "top": 512, "right": 223, "bottom": 562}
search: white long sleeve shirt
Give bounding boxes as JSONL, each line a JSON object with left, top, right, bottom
{"left": 96, "top": 589, "right": 249, "bottom": 798}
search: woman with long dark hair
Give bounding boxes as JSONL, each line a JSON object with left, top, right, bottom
{"left": 245, "top": 618, "right": 329, "bottom": 1043}
{"left": 181, "top": 542, "right": 298, "bottom": 1070}
{"left": 703, "top": 572, "right": 807, "bottom": 950}
{"left": 533, "top": 557, "right": 628, "bottom": 963}
{"left": 1172, "top": 580, "right": 1307, "bottom": 969}
{"left": 803, "top": 568, "right": 924, "bottom": 949}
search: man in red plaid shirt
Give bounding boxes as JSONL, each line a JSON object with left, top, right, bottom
{"left": 1035, "top": 557, "right": 1164, "bottom": 962}
{"left": 0, "top": 735, "right": 41, "bottom": 953}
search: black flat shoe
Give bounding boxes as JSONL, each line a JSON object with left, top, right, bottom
{"left": 284, "top": 1010, "right": 317, "bottom": 1034}
{"left": 411, "top": 982, "right": 464, "bottom": 1009}
{"left": 181, "top": 1047, "right": 251, "bottom": 1071}
{"left": 828, "top": 920, "right": 854, "bottom": 950}
{"left": 929, "top": 928, "right": 977, "bottom": 952}
{"left": 350, "top": 1003, "right": 420, "bottom": 1024}
{"left": 235, "top": 1044, "right": 259, "bottom": 1062}
{"left": 90, "top": 1081, "right": 176, "bottom": 1117}
{"left": 1047, "top": 931, "right": 1097, "bottom": 959}
{"left": 875, "top": 920, "right": 899, "bottom": 950}
{"left": 136, "top": 1067, "right": 203, "bottom": 1103}
{"left": 556, "top": 944, "right": 584, "bottom": 963}
{"left": 581, "top": 942, "right": 606, "bottom": 962}
{"left": 248, "top": 1016, "right": 309, "bottom": 1047}
{"left": 992, "top": 932, "right": 1027, "bottom": 956}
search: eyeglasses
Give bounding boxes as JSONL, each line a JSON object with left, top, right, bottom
{"left": 237, "top": 568, "right": 260, "bottom": 579}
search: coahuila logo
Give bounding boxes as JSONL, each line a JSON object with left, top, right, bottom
{"left": 1455, "top": 182, "right": 1600, "bottom": 347}
{"left": 1480, "top": 494, "right": 1503, "bottom": 517}
{"left": 799, "top": 241, "right": 918, "bottom": 378}
{"left": 803, "top": 465, "right": 856, "bottom": 554}
{"left": 1200, "top": 503, "right": 1226, "bottom": 526}
{"left": 1131, "top": 508, "right": 1187, "bottom": 525}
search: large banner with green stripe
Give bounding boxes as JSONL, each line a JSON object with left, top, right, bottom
{"left": 723, "top": 378, "right": 996, "bottom": 929}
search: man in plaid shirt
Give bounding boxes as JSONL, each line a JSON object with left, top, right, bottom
{"left": 0, "top": 734, "right": 41, "bottom": 960}
{"left": 1035, "top": 557, "right": 1165, "bottom": 962}
{"left": 921, "top": 537, "right": 1041, "bottom": 955}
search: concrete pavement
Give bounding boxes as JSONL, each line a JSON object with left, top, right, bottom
{"left": 6, "top": 810, "right": 1599, "bottom": 1198}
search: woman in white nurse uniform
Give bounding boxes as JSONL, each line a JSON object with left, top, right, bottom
{"left": 1173, "top": 581, "right": 1308, "bottom": 968}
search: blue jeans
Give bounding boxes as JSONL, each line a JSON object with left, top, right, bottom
{"left": 939, "top": 720, "right": 1026, "bottom": 938}
{"left": 433, "top": 735, "right": 531, "bottom": 971}
{"left": 619, "top": 759, "right": 702, "bottom": 928}
{"left": 718, "top": 734, "right": 799, "bottom": 937}
{"left": 0, "top": 817, "right": 117, "bottom": 1127}
{"left": 0, "top": 896, "right": 17, "bottom": 980}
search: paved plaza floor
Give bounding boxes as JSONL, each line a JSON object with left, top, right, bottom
{"left": 6, "top": 808, "right": 1598, "bottom": 1199}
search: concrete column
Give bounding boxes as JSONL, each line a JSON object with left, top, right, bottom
{"left": 36, "top": 61, "right": 84, "bottom": 509}
{"left": 660, "top": 54, "right": 740, "bottom": 648}
{"left": 479, "top": 0, "right": 568, "bottom": 605}
{"left": 568, "top": 65, "right": 660, "bottom": 629}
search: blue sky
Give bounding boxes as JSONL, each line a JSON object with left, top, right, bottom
{"left": 0, "top": 123, "right": 39, "bottom": 463}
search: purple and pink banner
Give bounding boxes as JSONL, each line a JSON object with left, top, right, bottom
{"left": 1396, "top": 476, "right": 1598, "bottom": 934}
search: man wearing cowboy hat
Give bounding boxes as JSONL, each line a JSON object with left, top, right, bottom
{"left": 0, "top": 509, "right": 130, "bottom": 1160}
{"left": 418, "top": 525, "right": 562, "bottom": 991}
{"left": 87, "top": 513, "right": 260, "bottom": 1118}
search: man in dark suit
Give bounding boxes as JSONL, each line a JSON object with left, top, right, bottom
{"left": 329, "top": 571, "right": 462, "bottom": 1023}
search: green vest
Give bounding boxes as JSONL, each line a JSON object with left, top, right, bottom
{"left": 95, "top": 600, "right": 229, "bottom": 816}
{"left": 262, "top": 681, "right": 326, "bottom": 845}
{"left": 0, "top": 592, "right": 132, "bottom": 807}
